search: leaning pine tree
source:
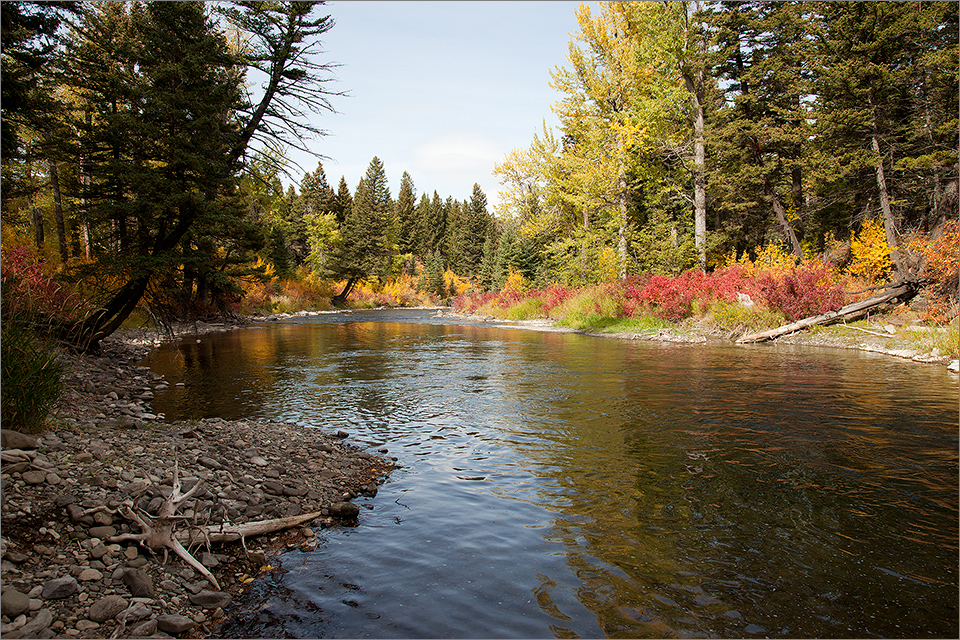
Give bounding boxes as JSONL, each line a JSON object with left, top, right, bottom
{"left": 329, "top": 157, "right": 393, "bottom": 305}
{"left": 56, "top": 1, "right": 340, "bottom": 352}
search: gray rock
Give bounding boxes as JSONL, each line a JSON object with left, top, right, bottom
{"left": 1, "top": 589, "right": 30, "bottom": 617}
{"left": 66, "top": 504, "right": 94, "bottom": 525}
{"left": 54, "top": 493, "right": 76, "bottom": 507}
{"left": 88, "top": 525, "right": 117, "bottom": 538}
{"left": 188, "top": 590, "right": 233, "bottom": 609}
{"left": 41, "top": 576, "right": 79, "bottom": 600}
{"left": 156, "top": 614, "right": 195, "bottom": 634}
{"left": 159, "top": 579, "right": 180, "bottom": 592}
{"left": 262, "top": 480, "right": 284, "bottom": 495}
{"left": 1, "top": 429, "right": 37, "bottom": 449}
{"left": 198, "top": 456, "right": 222, "bottom": 470}
{"left": 328, "top": 502, "right": 360, "bottom": 518}
{"left": 88, "top": 595, "right": 129, "bottom": 622}
{"left": 129, "top": 618, "right": 158, "bottom": 636}
{"left": 20, "top": 608, "right": 53, "bottom": 635}
{"left": 121, "top": 567, "right": 155, "bottom": 598}
{"left": 78, "top": 567, "right": 103, "bottom": 581}
{"left": 283, "top": 484, "right": 307, "bottom": 496}
{"left": 116, "top": 601, "right": 152, "bottom": 624}
{"left": 22, "top": 470, "right": 47, "bottom": 484}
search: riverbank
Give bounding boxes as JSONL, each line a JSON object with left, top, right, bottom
{"left": 1, "top": 320, "right": 397, "bottom": 639}
{"left": 445, "top": 309, "right": 960, "bottom": 372}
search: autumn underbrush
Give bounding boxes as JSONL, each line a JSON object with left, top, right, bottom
{"left": 231, "top": 266, "right": 449, "bottom": 315}
{"left": 455, "top": 259, "right": 843, "bottom": 338}
{"left": 455, "top": 225, "right": 959, "bottom": 350}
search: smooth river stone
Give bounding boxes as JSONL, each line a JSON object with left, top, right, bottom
{"left": 41, "top": 577, "right": 79, "bottom": 600}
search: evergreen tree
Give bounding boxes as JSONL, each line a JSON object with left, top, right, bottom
{"left": 810, "top": 1, "right": 958, "bottom": 276}
{"left": 329, "top": 157, "right": 392, "bottom": 305}
{"left": 460, "top": 183, "right": 492, "bottom": 276}
{"left": 50, "top": 1, "right": 339, "bottom": 350}
{"left": 445, "top": 197, "right": 464, "bottom": 272}
{"left": 411, "top": 192, "right": 433, "bottom": 257}
{"left": 708, "top": 1, "right": 810, "bottom": 260}
{"left": 395, "top": 171, "right": 417, "bottom": 254}
{"left": 421, "top": 191, "right": 448, "bottom": 257}
{"left": 61, "top": 1, "right": 245, "bottom": 339}
{"left": 332, "top": 176, "right": 352, "bottom": 224}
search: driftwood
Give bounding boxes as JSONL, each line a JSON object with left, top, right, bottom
{"left": 737, "top": 281, "right": 915, "bottom": 344}
{"left": 107, "top": 453, "right": 321, "bottom": 591}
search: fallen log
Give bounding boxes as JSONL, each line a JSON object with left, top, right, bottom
{"left": 737, "top": 281, "right": 915, "bottom": 344}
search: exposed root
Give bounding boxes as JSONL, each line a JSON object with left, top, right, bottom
{"left": 106, "top": 447, "right": 323, "bottom": 592}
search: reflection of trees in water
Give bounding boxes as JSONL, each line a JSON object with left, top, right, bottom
{"left": 147, "top": 318, "right": 958, "bottom": 638}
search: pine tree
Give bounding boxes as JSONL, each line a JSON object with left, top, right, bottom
{"left": 809, "top": 1, "right": 958, "bottom": 277}
{"left": 329, "top": 157, "right": 393, "bottom": 305}
{"left": 52, "top": 1, "right": 339, "bottom": 349}
{"left": 709, "top": 1, "right": 810, "bottom": 260}
{"left": 460, "top": 183, "right": 492, "bottom": 276}
{"left": 395, "top": 171, "right": 417, "bottom": 254}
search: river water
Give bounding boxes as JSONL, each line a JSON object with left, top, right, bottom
{"left": 145, "top": 309, "right": 958, "bottom": 638}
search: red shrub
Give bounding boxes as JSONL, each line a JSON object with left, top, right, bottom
{"left": 756, "top": 264, "right": 843, "bottom": 321}
{"left": 1, "top": 244, "right": 86, "bottom": 321}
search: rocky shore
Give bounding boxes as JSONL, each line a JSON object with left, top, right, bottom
{"left": 1, "top": 319, "right": 396, "bottom": 639}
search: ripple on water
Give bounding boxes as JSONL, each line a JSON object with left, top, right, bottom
{"left": 147, "top": 311, "right": 959, "bottom": 639}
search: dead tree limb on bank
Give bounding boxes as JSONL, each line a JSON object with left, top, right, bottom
{"left": 106, "top": 454, "right": 322, "bottom": 591}
{"left": 737, "top": 281, "right": 916, "bottom": 344}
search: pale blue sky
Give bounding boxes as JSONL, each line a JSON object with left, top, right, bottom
{"left": 284, "top": 0, "right": 586, "bottom": 210}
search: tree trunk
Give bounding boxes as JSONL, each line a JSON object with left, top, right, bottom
{"left": 332, "top": 276, "right": 358, "bottom": 307}
{"left": 675, "top": 0, "right": 709, "bottom": 272}
{"left": 618, "top": 173, "right": 628, "bottom": 279}
{"left": 737, "top": 281, "right": 915, "bottom": 343}
{"left": 768, "top": 179, "right": 804, "bottom": 261}
{"left": 691, "top": 89, "right": 707, "bottom": 272}
{"left": 31, "top": 200, "right": 45, "bottom": 250}
{"left": 48, "top": 158, "right": 68, "bottom": 264}
{"left": 869, "top": 93, "right": 904, "bottom": 276}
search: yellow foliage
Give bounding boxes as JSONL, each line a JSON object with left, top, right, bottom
{"left": 252, "top": 256, "right": 277, "bottom": 281}
{"left": 444, "top": 269, "right": 471, "bottom": 297}
{"left": 723, "top": 242, "right": 796, "bottom": 277}
{"left": 503, "top": 268, "right": 526, "bottom": 293}
{"left": 848, "top": 219, "right": 893, "bottom": 285}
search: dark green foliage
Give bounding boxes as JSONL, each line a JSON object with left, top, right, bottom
{"left": 420, "top": 249, "right": 447, "bottom": 299}
{"left": 0, "top": 320, "right": 64, "bottom": 433}
{"left": 708, "top": 1, "right": 810, "bottom": 259}
{"left": 267, "top": 226, "right": 295, "bottom": 279}
{"left": 0, "top": 1, "right": 73, "bottom": 165}
{"left": 329, "top": 157, "right": 393, "bottom": 304}
{"left": 59, "top": 1, "right": 246, "bottom": 341}
{"left": 809, "top": 1, "right": 959, "bottom": 235}
{"left": 396, "top": 171, "right": 417, "bottom": 254}
{"left": 419, "top": 191, "right": 448, "bottom": 258}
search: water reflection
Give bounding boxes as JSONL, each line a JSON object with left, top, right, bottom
{"left": 145, "top": 310, "right": 959, "bottom": 638}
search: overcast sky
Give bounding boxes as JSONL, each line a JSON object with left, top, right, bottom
{"left": 281, "top": 0, "right": 586, "bottom": 210}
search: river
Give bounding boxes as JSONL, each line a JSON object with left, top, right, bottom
{"left": 145, "top": 309, "right": 959, "bottom": 638}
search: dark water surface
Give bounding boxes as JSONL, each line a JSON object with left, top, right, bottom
{"left": 146, "top": 309, "right": 959, "bottom": 638}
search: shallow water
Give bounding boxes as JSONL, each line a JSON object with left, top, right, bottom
{"left": 146, "top": 309, "right": 959, "bottom": 638}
